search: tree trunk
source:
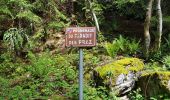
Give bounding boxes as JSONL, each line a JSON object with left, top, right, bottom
{"left": 144, "top": 0, "right": 154, "bottom": 58}
{"left": 154, "top": 0, "right": 162, "bottom": 51}
{"left": 87, "top": 0, "right": 100, "bottom": 32}
{"left": 18, "top": 7, "right": 23, "bottom": 29}
{"left": 92, "top": 10, "right": 100, "bottom": 32}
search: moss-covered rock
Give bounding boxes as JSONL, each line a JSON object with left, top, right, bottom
{"left": 93, "top": 57, "right": 144, "bottom": 95}
{"left": 137, "top": 71, "right": 170, "bottom": 99}
{"left": 95, "top": 57, "right": 144, "bottom": 85}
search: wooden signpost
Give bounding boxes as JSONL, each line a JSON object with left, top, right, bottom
{"left": 65, "top": 27, "right": 96, "bottom": 100}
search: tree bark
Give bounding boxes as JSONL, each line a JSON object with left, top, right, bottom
{"left": 87, "top": 0, "right": 100, "bottom": 32}
{"left": 144, "top": 0, "right": 154, "bottom": 57}
{"left": 92, "top": 10, "right": 100, "bottom": 32}
{"left": 154, "top": 0, "right": 162, "bottom": 51}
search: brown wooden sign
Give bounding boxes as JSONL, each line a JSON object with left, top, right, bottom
{"left": 65, "top": 27, "right": 96, "bottom": 47}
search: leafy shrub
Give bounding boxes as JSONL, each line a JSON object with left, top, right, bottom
{"left": 116, "top": 35, "right": 127, "bottom": 52}
{"left": 0, "top": 51, "right": 80, "bottom": 99}
{"left": 148, "top": 50, "right": 163, "bottom": 61}
{"left": 128, "top": 39, "right": 140, "bottom": 55}
{"left": 27, "top": 52, "right": 78, "bottom": 97}
{"left": 163, "top": 55, "right": 170, "bottom": 69}
{"left": 128, "top": 88, "right": 144, "bottom": 100}
{"left": 0, "top": 51, "right": 119, "bottom": 99}
{"left": 105, "top": 41, "right": 119, "bottom": 58}
{"left": 67, "top": 84, "right": 113, "bottom": 100}
{"left": 84, "top": 53, "right": 100, "bottom": 73}
{"left": 104, "top": 35, "right": 141, "bottom": 58}
{"left": 164, "top": 34, "right": 170, "bottom": 50}
{"left": 0, "top": 53, "right": 26, "bottom": 77}
{"left": 145, "top": 62, "right": 166, "bottom": 71}
{"left": 26, "top": 52, "right": 56, "bottom": 78}
{"left": 3, "top": 28, "right": 29, "bottom": 53}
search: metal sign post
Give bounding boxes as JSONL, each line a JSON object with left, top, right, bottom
{"left": 79, "top": 48, "right": 83, "bottom": 100}
{"left": 65, "top": 27, "right": 96, "bottom": 100}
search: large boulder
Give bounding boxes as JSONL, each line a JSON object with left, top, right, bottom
{"left": 137, "top": 71, "right": 170, "bottom": 99}
{"left": 93, "top": 57, "right": 144, "bottom": 96}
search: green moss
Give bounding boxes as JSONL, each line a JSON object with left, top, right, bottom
{"left": 142, "top": 71, "right": 170, "bottom": 87}
{"left": 139, "top": 71, "right": 170, "bottom": 98}
{"left": 95, "top": 57, "right": 144, "bottom": 84}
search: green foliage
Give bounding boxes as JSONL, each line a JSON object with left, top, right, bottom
{"left": 17, "top": 10, "right": 42, "bottom": 23}
{"left": 128, "top": 39, "right": 141, "bottom": 54}
{"left": 152, "top": 16, "right": 170, "bottom": 29}
{"left": 149, "top": 50, "right": 163, "bottom": 62}
{"left": 128, "top": 88, "right": 144, "bottom": 100}
{"left": 105, "top": 41, "right": 119, "bottom": 58}
{"left": 68, "top": 84, "right": 114, "bottom": 100}
{"left": 116, "top": 0, "right": 145, "bottom": 19}
{"left": 0, "top": 52, "right": 79, "bottom": 99}
{"left": 0, "top": 50, "right": 119, "bottom": 99}
{"left": 0, "top": 5, "right": 13, "bottom": 18}
{"left": 104, "top": 35, "right": 141, "bottom": 58}
{"left": 8, "top": 0, "right": 33, "bottom": 9}
{"left": 32, "top": 0, "right": 69, "bottom": 33}
{"left": 26, "top": 52, "right": 55, "bottom": 78}
{"left": 1, "top": 0, "right": 170, "bottom": 99}
{"left": 163, "top": 34, "right": 170, "bottom": 52}
{"left": 115, "top": 0, "right": 139, "bottom": 6}
{"left": 82, "top": 0, "right": 104, "bottom": 26}
{"left": 145, "top": 62, "right": 166, "bottom": 71}
{"left": 0, "top": 0, "right": 36, "bottom": 20}
{"left": 47, "top": 21, "right": 66, "bottom": 31}
{"left": 84, "top": 53, "right": 100, "bottom": 72}
{"left": 116, "top": 35, "right": 127, "bottom": 52}
{"left": 3, "top": 28, "right": 29, "bottom": 53}
{"left": 84, "top": 0, "right": 103, "bottom": 15}
{"left": 48, "top": 0, "right": 68, "bottom": 20}
{"left": 141, "top": 71, "right": 170, "bottom": 99}
{"left": 163, "top": 55, "right": 170, "bottom": 69}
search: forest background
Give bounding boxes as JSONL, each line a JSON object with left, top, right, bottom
{"left": 0, "top": 0, "right": 170, "bottom": 99}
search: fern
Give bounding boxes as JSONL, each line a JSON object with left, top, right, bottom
{"left": 0, "top": 5, "right": 13, "bottom": 18}
{"left": 27, "top": 52, "right": 55, "bottom": 78}
{"left": 3, "top": 28, "right": 29, "bottom": 52}
{"left": 128, "top": 39, "right": 140, "bottom": 54}
{"left": 16, "top": 10, "right": 42, "bottom": 23}
{"left": 8, "top": 0, "right": 33, "bottom": 9}
{"left": 105, "top": 41, "right": 119, "bottom": 58}
{"left": 48, "top": 21, "right": 65, "bottom": 31}
{"left": 116, "top": 35, "right": 127, "bottom": 52}
{"left": 105, "top": 35, "right": 141, "bottom": 57}
{"left": 48, "top": 0, "right": 68, "bottom": 21}
{"left": 164, "top": 55, "right": 170, "bottom": 68}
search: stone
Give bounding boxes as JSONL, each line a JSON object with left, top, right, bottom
{"left": 137, "top": 71, "right": 170, "bottom": 98}
{"left": 93, "top": 57, "right": 144, "bottom": 96}
{"left": 119, "top": 95, "right": 129, "bottom": 100}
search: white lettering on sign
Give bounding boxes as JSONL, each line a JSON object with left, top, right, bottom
{"left": 78, "top": 40, "right": 92, "bottom": 45}
{"left": 72, "top": 29, "right": 95, "bottom": 33}
{"left": 68, "top": 34, "right": 73, "bottom": 38}
{"left": 69, "top": 41, "right": 77, "bottom": 45}
{"left": 65, "top": 27, "right": 96, "bottom": 47}
{"left": 68, "top": 33, "right": 93, "bottom": 39}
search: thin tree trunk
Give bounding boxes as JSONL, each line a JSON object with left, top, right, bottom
{"left": 144, "top": 0, "right": 154, "bottom": 58}
{"left": 87, "top": 0, "right": 100, "bottom": 32}
{"left": 154, "top": 0, "right": 162, "bottom": 51}
{"left": 92, "top": 10, "right": 100, "bottom": 32}
{"left": 18, "top": 7, "right": 23, "bottom": 29}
